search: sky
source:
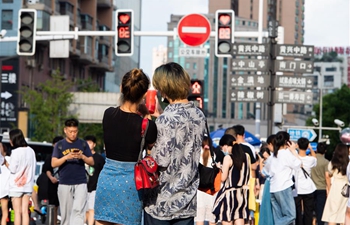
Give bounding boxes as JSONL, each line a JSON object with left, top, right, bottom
{"left": 140, "top": 0, "right": 350, "bottom": 76}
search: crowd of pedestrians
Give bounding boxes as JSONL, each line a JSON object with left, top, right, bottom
{"left": 1, "top": 61, "right": 350, "bottom": 225}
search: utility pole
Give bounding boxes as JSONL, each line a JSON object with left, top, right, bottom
{"left": 267, "top": 0, "right": 278, "bottom": 135}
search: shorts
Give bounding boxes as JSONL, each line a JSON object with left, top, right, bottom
{"left": 87, "top": 190, "right": 96, "bottom": 210}
{"left": 9, "top": 192, "right": 32, "bottom": 198}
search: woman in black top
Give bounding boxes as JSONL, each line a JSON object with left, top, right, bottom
{"left": 94, "top": 69, "right": 157, "bottom": 225}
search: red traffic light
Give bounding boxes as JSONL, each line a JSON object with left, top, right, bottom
{"left": 115, "top": 10, "right": 134, "bottom": 56}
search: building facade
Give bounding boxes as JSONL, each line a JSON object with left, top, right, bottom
{"left": 0, "top": 0, "right": 142, "bottom": 135}
{"left": 209, "top": 0, "right": 305, "bottom": 44}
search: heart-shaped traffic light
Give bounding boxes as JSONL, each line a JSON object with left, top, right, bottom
{"left": 215, "top": 10, "right": 234, "bottom": 57}
{"left": 119, "top": 14, "right": 130, "bottom": 24}
{"left": 115, "top": 10, "right": 134, "bottom": 56}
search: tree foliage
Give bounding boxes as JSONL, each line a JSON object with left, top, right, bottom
{"left": 314, "top": 51, "right": 343, "bottom": 63}
{"left": 307, "top": 85, "right": 350, "bottom": 158}
{"left": 21, "top": 69, "right": 74, "bottom": 142}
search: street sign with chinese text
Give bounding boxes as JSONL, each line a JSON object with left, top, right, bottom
{"left": 232, "top": 59, "right": 269, "bottom": 72}
{"left": 232, "top": 43, "right": 269, "bottom": 56}
{"left": 1, "top": 58, "right": 18, "bottom": 128}
{"left": 288, "top": 128, "right": 317, "bottom": 141}
{"left": 179, "top": 47, "right": 207, "bottom": 57}
{"left": 275, "top": 91, "right": 313, "bottom": 104}
{"left": 231, "top": 75, "right": 270, "bottom": 88}
{"left": 276, "top": 76, "right": 314, "bottom": 89}
{"left": 276, "top": 44, "right": 314, "bottom": 58}
{"left": 275, "top": 60, "right": 314, "bottom": 73}
{"left": 230, "top": 90, "right": 268, "bottom": 102}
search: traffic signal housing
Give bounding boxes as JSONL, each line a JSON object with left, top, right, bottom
{"left": 17, "top": 9, "right": 37, "bottom": 56}
{"left": 188, "top": 80, "right": 204, "bottom": 109}
{"left": 215, "top": 10, "right": 234, "bottom": 57}
{"left": 115, "top": 9, "right": 133, "bottom": 56}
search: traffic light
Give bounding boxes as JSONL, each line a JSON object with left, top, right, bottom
{"left": 115, "top": 9, "right": 133, "bottom": 56}
{"left": 215, "top": 10, "right": 234, "bottom": 57}
{"left": 17, "top": 9, "right": 37, "bottom": 56}
{"left": 188, "top": 80, "right": 204, "bottom": 109}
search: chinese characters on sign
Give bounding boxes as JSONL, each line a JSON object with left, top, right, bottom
{"left": 276, "top": 76, "right": 314, "bottom": 89}
{"left": 314, "top": 46, "right": 350, "bottom": 55}
{"left": 275, "top": 91, "right": 313, "bottom": 104}
{"left": 232, "top": 59, "right": 269, "bottom": 72}
{"left": 1, "top": 63, "right": 18, "bottom": 127}
{"left": 230, "top": 90, "right": 268, "bottom": 102}
{"left": 275, "top": 60, "right": 314, "bottom": 73}
{"left": 276, "top": 45, "right": 314, "bottom": 58}
{"left": 231, "top": 75, "right": 270, "bottom": 87}
{"left": 231, "top": 43, "right": 269, "bottom": 56}
{"left": 179, "top": 47, "right": 208, "bottom": 57}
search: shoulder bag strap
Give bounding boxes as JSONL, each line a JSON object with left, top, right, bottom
{"left": 137, "top": 118, "right": 149, "bottom": 161}
{"left": 205, "top": 120, "right": 216, "bottom": 168}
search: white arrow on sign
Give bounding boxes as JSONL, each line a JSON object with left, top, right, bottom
{"left": 302, "top": 129, "right": 317, "bottom": 141}
{"left": 1, "top": 91, "right": 12, "bottom": 99}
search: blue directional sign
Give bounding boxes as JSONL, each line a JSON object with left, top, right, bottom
{"left": 288, "top": 128, "right": 317, "bottom": 141}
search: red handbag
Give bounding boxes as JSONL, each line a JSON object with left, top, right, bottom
{"left": 134, "top": 118, "right": 159, "bottom": 191}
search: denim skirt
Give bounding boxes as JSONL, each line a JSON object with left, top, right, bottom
{"left": 94, "top": 158, "right": 143, "bottom": 225}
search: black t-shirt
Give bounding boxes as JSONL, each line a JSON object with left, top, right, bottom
{"left": 103, "top": 107, "right": 157, "bottom": 162}
{"left": 240, "top": 144, "right": 257, "bottom": 164}
{"left": 87, "top": 153, "right": 105, "bottom": 192}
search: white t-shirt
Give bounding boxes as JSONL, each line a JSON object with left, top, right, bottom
{"left": 295, "top": 155, "right": 317, "bottom": 194}
{"left": 270, "top": 148, "right": 301, "bottom": 193}
{"left": 0, "top": 156, "right": 10, "bottom": 198}
{"left": 8, "top": 146, "right": 36, "bottom": 193}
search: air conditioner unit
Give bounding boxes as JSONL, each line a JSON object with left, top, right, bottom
{"left": 26, "top": 59, "right": 36, "bottom": 68}
{"left": 27, "top": 0, "right": 39, "bottom": 4}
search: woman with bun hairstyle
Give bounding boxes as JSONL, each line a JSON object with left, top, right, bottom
{"left": 269, "top": 131, "right": 301, "bottom": 225}
{"left": 212, "top": 134, "right": 250, "bottom": 225}
{"left": 94, "top": 69, "right": 158, "bottom": 225}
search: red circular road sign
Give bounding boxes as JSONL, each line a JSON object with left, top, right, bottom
{"left": 177, "top": 14, "right": 211, "bottom": 47}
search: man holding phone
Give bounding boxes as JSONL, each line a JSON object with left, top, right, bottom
{"left": 52, "top": 118, "right": 94, "bottom": 225}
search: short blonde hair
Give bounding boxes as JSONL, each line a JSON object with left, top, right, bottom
{"left": 152, "top": 62, "right": 191, "bottom": 101}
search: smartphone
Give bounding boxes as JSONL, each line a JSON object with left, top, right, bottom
{"left": 258, "top": 152, "right": 264, "bottom": 158}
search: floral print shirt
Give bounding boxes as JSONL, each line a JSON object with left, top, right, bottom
{"left": 144, "top": 102, "right": 206, "bottom": 220}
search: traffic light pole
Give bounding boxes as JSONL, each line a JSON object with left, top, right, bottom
{"left": 266, "top": 0, "right": 278, "bottom": 136}
{"left": 0, "top": 30, "right": 269, "bottom": 42}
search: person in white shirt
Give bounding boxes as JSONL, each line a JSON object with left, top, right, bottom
{"left": 270, "top": 131, "right": 301, "bottom": 225}
{"left": 2, "top": 129, "right": 36, "bottom": 225}
{"left": 294, "top": 137, "right": 317, "bottom": 225}
{"left": 0, "top": 143, "right": 10, "bottom": 225}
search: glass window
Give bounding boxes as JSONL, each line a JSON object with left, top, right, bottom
{"left": 193, "top": 62, "right": 197, "bottom": 69}
{"left": 325, "top": 67, "right": 336, "bottom": 72}
{"left": 168, "top": 52, "right": 173, "bottom": 59}
{"left": 193, "top": 73, "right": 197, "bottom": 79}
{"left": 2, "top": 0, "right": 13, "bottom": 3}
{"left": 236, "top": 20, "right": 240, "bottom": 26}
{"left": 324, "top": 75, "right": 334, "bottom": 87}
{"left": 185, "top": 63, "right": 190, "bottom": 69}
{"left": 168, "top": 41, "right": 173, "bottom": 47}
{"left": 1, "top": 10, "right": 13, "bottom": 30}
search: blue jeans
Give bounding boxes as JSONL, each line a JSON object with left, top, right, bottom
{"left": 271, "top": 187, "right": 296, "bottom": 225}
{"left": 144, "top": 212, "right": 194, "bottom": 225}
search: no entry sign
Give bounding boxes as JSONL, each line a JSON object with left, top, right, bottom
{"left": 177, "top": 14, "right": 211, "bottom": 47}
